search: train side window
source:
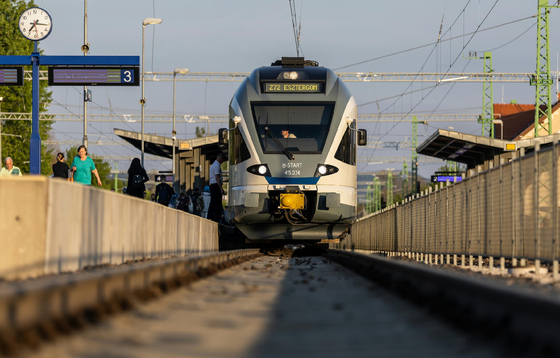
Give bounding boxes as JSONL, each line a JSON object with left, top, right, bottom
{"left": 230, "top": 127, "right": 251, "bottom": 165}
{"left": 334, "top": 126, "right": 356, "bottom": 165}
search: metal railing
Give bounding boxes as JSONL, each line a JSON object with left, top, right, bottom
{"left": 333, "top": 137, "right": 560, "bottom": 277}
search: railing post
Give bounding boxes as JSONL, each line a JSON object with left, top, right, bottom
{"left": 500, "top": 158, "right": 513, "bottom": 275}
{"left": 535, "top": 143, "right": 541, "bottom": 276}
{"left": 477, "top": 166, "right": 483, "bottom": 270}
{"left": 553, "top": 136, "right": 559, "bottom": 280}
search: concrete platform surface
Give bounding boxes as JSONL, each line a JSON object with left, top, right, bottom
{"left": 26, "top": 255, "right": 500, "bottom": 358}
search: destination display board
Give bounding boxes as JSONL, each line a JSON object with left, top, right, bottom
{"left": 0, "top": 67, "right": 23, "bottom": 86}
{"left": 48, "top": 67, "right": 139, "bottom": 86}
{"left": 431, "top": 175, "right": 463, "bottom": 183}
{"left": 263, "top": 82, "right": 324, "bottom": 93}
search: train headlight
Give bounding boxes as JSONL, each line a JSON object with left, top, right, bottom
{"left": 282, "top": 71, "right": 298, "bottom": 80}
{"left": 247, "top": 164, "right": 271, "bottom": 176}
{"left": 277, "top": 70, "right": 309, "bottom": 80}
{"left": 314, "top": 164, "right": 339, "bottom": 177}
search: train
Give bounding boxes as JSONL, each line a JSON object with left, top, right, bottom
{"left": 219, "top": 57, "right": 367, "bottom": 243}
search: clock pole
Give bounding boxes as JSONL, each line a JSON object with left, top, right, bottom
{"left": 30, "top": 41, "right": 41, "bottom": 174}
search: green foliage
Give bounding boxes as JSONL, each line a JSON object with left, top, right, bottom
{"left": 65, "top": 146, "right": 117, "bottom": 190}
{"left": 0, "top": 0, "right": 54, "bottom": 175}
{"left": 195, "top": 126, "right": 206, "bottom": 138}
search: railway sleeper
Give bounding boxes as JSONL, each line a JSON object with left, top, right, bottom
{"left": 0, "top": 251, "right": 263, "bottom": 356}
{"left": 324, "top": 250, "right": 560, "bottom": 358}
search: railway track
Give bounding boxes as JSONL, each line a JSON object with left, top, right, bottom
{"left": 1, "top": 248, "right": 558, "bottom": 357}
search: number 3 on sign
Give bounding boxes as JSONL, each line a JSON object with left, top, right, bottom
{"left": 122, "top": 70, "right": 132, "bottom": 83}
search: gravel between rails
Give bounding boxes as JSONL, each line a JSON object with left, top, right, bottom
{"left": 24, "top": 253, "right": 501, "bottom": 358}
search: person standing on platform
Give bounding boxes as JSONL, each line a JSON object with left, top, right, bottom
{"left": 70, "top": 145, "right": 102, "bottom": 186}
{"left": 126, "top": 158, "right": 149, "bottom": 199}
{"left": 0, "top": 157, "right": 22, "bottom": 177}
{"left": 200, "top": 186, "right": 212, "bottom": 219}
{"left": 155, "top": 176, "right": 174, "bottom": 206}
{"left": 191, "top": 187, "right": 202, "bottom": 216}
{"left": 208, "top": 153, "right": 225, "bottom": 222}
{"left": 52, "top": 153, "right": 69, "bottom": 179}
{"left": 176, "top": 190, "right": 192, "bottom": 213}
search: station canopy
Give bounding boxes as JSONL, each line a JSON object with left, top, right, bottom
{"left": 114, "top": 128, "right": 222, "bottom": 158}
{"left": 416, "top": 129, "right": 518, "bottom": 167}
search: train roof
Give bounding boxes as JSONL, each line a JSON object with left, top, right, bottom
{"left": 256, "top": 57, "right": 330, "bottom": 81}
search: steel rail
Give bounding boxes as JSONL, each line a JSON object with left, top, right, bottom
{"left": 325, "top": 249, "right": 560, "bottom": 353}
{"left": 0, "top": 249, "right": 260, "bottom": 341}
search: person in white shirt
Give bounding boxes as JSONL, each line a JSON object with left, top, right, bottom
{"left": 208, "top": 153, "right": 225, "bottom": 222}
{"left": 0, "top": 157, "right": 23, "bottom": 177}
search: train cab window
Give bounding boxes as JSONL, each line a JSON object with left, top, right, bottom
{"left": 252, "top": 102, "right": 334, "bottom": 153}
{"left": 334, "top": 123, "right": 356, "bottom": 165}
{"left": 230, "top": 127, "right": 251, "bottom": 165}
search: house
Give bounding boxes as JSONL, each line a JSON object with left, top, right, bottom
{"left": 494, "top": 98, "right": 560, "bottom": 140}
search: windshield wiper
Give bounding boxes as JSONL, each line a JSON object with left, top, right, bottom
{"left": 265, "top": 127, "right": 294, "bottom": 160}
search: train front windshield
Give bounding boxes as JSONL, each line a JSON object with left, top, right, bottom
{"left": 252, "top": 102, "right": 334, "bottom": 154}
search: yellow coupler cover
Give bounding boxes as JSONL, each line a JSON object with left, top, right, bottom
{"left": 279, "top": 193, "right": 305, "bottom": 210}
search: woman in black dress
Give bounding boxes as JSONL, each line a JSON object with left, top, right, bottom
{"left": 52, "top": 152, "right": 70, "bottom": 179}
{"left": 126, "top": 158, "right": 149, "bottom": 199}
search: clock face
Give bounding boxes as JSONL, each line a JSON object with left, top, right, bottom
{"left": 19, "top": 8, "right": 52, "bottom": 41}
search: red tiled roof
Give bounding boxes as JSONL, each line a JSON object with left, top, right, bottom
{"left": 493, "top": 103, "right": 535, "bottom": 140}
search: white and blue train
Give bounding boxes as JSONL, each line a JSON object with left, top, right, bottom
{"left": 219, "top": 57, "right": 367, "bottom": 243}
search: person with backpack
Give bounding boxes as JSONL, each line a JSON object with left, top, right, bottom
{"left": 191, "top": 187, "right": 202, "bottom": 216}
{"left": 126, "top": 158, "right": 149, "bottom": 199}
{"left": 175, "top": 190, "right": 192, "bottom": 213}
{"left": 155, "top": 176, "right": 174, "bottom": 206}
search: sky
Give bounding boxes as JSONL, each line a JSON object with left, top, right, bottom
{"left": 30, "top": 0, "right": 560, "bottom": 177}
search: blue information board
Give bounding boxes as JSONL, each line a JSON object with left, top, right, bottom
{"left": 0, "top": 67, "right": 23, "bottom": 86}
{"left": 48, "top": 67, "right": 139, "bottom": 86}
{"left": 431, "top": 175, "right": 463, "bottom": 183}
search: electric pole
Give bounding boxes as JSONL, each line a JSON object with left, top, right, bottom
{"left": 468, "top": 51, "right": 494, "bottom": 137}
{"left": 531, "top": 0, "right": 558, "bottom": 137}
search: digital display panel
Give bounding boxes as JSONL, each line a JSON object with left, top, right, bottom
{"left": 264, "top": 82, "right": 324, "bottom": 93}
{"left": 155, "top": 175, "right": 173, "bottom": 182}
{"left": 48, "top": 67, "right": 139, "bottom": 86}
{"left": 0, "top": 67, "right": 23, "bottom": 86}
{"left": 431, "top": 175, "right": 463, "bottom": 183}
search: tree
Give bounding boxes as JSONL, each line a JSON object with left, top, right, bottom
{"left": 0, "top": 0, "right": 53, "bottom": 175}
{"left": 195, "top": 126, "right": 206, "bottom": 138}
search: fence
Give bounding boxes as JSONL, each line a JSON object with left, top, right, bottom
{"left": 332, "top": 140, "right": 560, "bottom": 277}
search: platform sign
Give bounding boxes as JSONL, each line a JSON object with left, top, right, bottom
{"left": 48, "top": 67, "right": 139, "bottom": 86}
{"left": 0, "top": 67, "right": 23, "bottom": 86}
{"left": 431, "top": 175, "right": 463, "bottom": 183}
{"left": 155, "top": 174, "right": 174, "bottom": 182}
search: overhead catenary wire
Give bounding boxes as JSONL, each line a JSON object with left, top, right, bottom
{"left": 356, "top": 17, "right": 538, "bottom": 109}
{"left": 333, "top": 14, "right": 536, "bottom": 71}
{"left": 289, "top": 0, "right": 302, "bottom": 57}
{"left": 366, "top": 0, "right": 501, "bottom": 163}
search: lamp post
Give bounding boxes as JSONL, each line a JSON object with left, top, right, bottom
{"left": 140, "top": 17, "right": 162, "bottom": 168}
{"left": 493, "top": 119, "right": 504, "bottom": 140}
{"left": 173, "top": 68, "right": 189, "bottom": 192}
